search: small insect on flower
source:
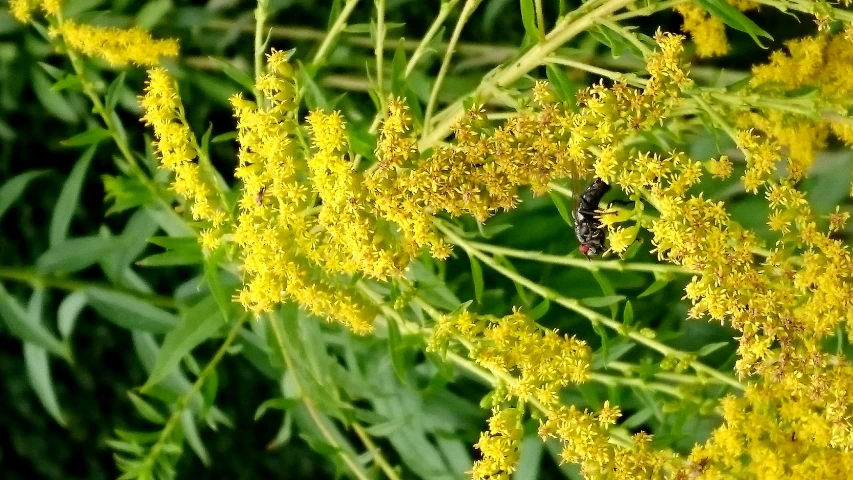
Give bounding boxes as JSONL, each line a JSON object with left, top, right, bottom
{"left": 256, "top": 186, "right": 265, "bottom": 206}
{"left": 572, "top": 177, "right": 610, "bottom": 258}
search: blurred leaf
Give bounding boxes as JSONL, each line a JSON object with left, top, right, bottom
{"left": 136, "top": 0, "right": 173, "bottom": 28}
{"left": 87, "top": 288, "right": 178, "bottom": 333}
{"left": 545, "top": 64, "right": 577, "bottom": 104}
{"left": 142, "top": 296, "right": 225, "bottom": 390}
{"left": 209, "top": 57, "right": 255, "bottom": 93}
{"left": 37, "top": 236, "right": 122, "bottom": 274}
{"left": 51, "top": 74, "right": 82, "bottom": 92}
{"left": 254, "top": 397, "right": 299, "bottom": 421}
{"left": 365, "top": 417, "right": 409, "bottom": 437}
{"left": 24, "top": 288, "right": 67, "bottom": 426}
{"left": 50, "top": 146, "right": 96, "bottom": 246}
{"left": 638, "top": 278, "right": 671, "bottom": 298}
{"left": 298, "top": 62, "right": 330, "bottom": 110}
{"left": 697, "top": 341, "right": 729, "bottom": 357}
{"left": 519, "top": 0, "right": 540, "bottom": 41}
{"left": 623, "top": 300, "right": 634, "bottom": 327}
{"left": 211, "top": 131, "right": 237, "bottom": 143}
{"left": 137, "top": 251, "right": 203, "bottom": 266}
{"left": 694, "top": 0, "right": 773, "bottom": 47}
{"left": 63, "top": 0, "right": 107, "bottom": 17}
{"left": 105, "top": 72, "right": 127, "bottom": 112}
{"left": 467, "top": 253, "right": 484, "bottom": 304}
{"left": 513, "top": 435, "right": 543, "bottom": 480}
{"left": 549, "top": 191, "right": 573, "bottom": 226}
{"left": 182, "top": 410, "right": 211, "bottom": 466}
{"left": 0, "top": 170, "right": 49, "bottom": 221}
{"left": 592, "top": 270, "right": 619, "bottom": 317}
{"left": 103, "top": 175, "right": 155, "bottom": 214}
{"left": 387, "top": 318, "right": 408, "bottom": 384}
{"left": 32, "top": 68, "right": 78, "bottom": 123}
{"left": 203, "top": 249, "right": 237, "bottom": 324}
{"left": 61, "top": 128, "right": 111, "bottom": 147}
{"left": 127, "top": 392, "right": 166, "bottom": 424}
{"left": 0, "top": 283, "right": 67, "bottom": 359}
{"left": 580, "top": 295, "right": 625, "bottom": 308}
{"left": 529, "top": 298, "right": 550, "bottom": 321}
{"left": 57, "top": 291, "right": 87, "bottom": 339}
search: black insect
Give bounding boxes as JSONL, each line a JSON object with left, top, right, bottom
{"left": 572, "top": 177, "right": 610, "bottom": 258}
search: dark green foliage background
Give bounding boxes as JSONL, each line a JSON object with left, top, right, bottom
{"left": 1, "top": 0, "right": 852, "bottom": 479}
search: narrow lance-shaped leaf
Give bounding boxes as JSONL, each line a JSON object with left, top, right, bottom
{"left": 50, "top": 146, "right": 96, "bottom": 247}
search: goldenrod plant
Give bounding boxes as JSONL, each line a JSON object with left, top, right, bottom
{"left": 2, "top": 0, "right": 853, "bottom": 478}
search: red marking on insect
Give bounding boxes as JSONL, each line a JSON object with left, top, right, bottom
{"left": 579, "top": 244, "right": 590, "bottom": 255}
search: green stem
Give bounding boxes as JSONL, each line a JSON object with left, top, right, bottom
{"left": 312, "top": 0, "right": 361, "bottom": 67}
{"left": 0, "top": 267, "right": 178, "bottom": 309}
{"left": 254, "top": 0, "right": 270, "bottom": 101}
{"left": 375, "top": 0, "right": 387, "bottom": 111}
{"left": 405, "top": 0, "right": 461, "bottom": 76}
{"left": 423, "top": 0, "right": 483, "bottom": 135}
{"left": 437, "top": 222, "right": 744, "bottom": 391}
{"left": 352, "top": 422, "right": 402, "bottom": 480}
{"left": 466, "top": 241, "right": 687, "bottom": 275}
{"left": 267, "top": 313, "right": 373, "bottom": 480}
{"left": 143, "top": 315, "right": 248, "bottom": 471}
{"left": 420, "top": 0, "right": 633, "bottom": 149}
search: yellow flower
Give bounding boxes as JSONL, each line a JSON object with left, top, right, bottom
{"left": 52, "top": 21, "right": 179, "bottom": 67}
{"left": 41, "top": 0, "right": 61, "bottom": 15}
{"left": 10, "top": 0, "right": 34, "bottom": 22}
{"left": 676, "top": 3, "right": 730, "bottom": 58}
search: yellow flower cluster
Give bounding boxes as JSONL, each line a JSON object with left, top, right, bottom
{"left": 676, "top": 4, "right": 729, "bottom": 58}
{"left": 471, "top": 407, "right": 523, "bottom": 480}
{"left": 431, "top": 310, "right": 681, "bottom": 478}
{"left": 675, "top": 0, "right": 757, "bottom": 59}
{"left": 367, "top": 32, "right": 690, "bottom": 259}
{"left": 140, "top": 68, "right": 227, "bottom": 248}
{"left": 744, "top": 29, "right": 853, "bottom": 176}
{"left": 10, "top": 0, "right": 61, "bottom": 22}
{"left": 228, "top": 50, "right": 375, "bottom": 333}
{"left": 51, "top": 21, "right": 179, "bottom": 67}
{"left": 305, "top": 110, "right": 409, "bottom": 279}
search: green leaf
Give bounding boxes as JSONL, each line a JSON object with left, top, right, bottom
{"left": 592, "top": 270, "right": 619, "bottom": 317}
{"left": 693, "top": 0, "right": 773, "bottom": 47}
{"left": 51, "top": 74, "right": 82, "bottom": 92}
{"left": 622, "top": 300, "right": 634, "bottom": 327}
{"left": 468, "top": 253, "right": 484, "bottom": 304}
{"left": 32, "top": 68, "right": 78, "bottom": 123}
{"left": 514, "top": 435, "right": 544, "bottom": 480}
{"left": 638, "top": 277, "right": 671, "bottom": 298}
{"left": 592, "top": 321, "right": 610, "bottom": 363}
{"left": 136, "top": 251, "right": 203, "bottom": 267}
{"left": 37, "top": 236, "right": 121, "bottom": 274}
{"left": 86, "top": 288, "right": 178, "bottom": 333}
{"left": 697, "top": 341, "right": 730, "bottom": 357}
{"left": 365, "top": 417, "right": 410, "bottom": 437}
{"left": 0, "top": 170, "right": 49, "bottom": 221}
{"left": 387, "top": 318, "right": 408, "bottom": 384}
{"left": 136, "top": 0, "right": 172, "bottom": 29}
{"left": 298, "top": 62, "right": 330, "bottom": 110}
{"left": 545, "top": 64, "right": 577, "bottom": 103}
{"left": 127, "top": 392, "right": 166, "bottom": 424}
{"left": 50, "top": 147, "right": 95, "bottom": 247}
{"left": 209, "top": 57, "right": 255, "bottom": 93}
{"left": 142, "top": 296, "right": 225, "bottom": 390}
{"left": 529, "top": 298, "right": 550, "bottom": 321}
{"left": 203, "top": 250, "right": 237, "bottom": 325}
{"left": 105, "top": 72, "right": 127, "bottom": 112}
{"left": 0, "top": 284, "right": 67, "bottom": 358}
{"left": 549, "top": 191, "right": 573, "bottom": 226}
{"left": 57, "top": 291, "right": 87, "bottom": 339}
{"left": 61, "top": 128, "right": 111, "bottom": 147}
{"left": 211, "top": 131, "right": 237, "bottom": 143}
{"left": 519, "top": 0, "right": 540, "bottom": 41}
{"left": 181, "top": 410, "right": 211, "bottom": 465}
{"left": 254, "top": 397, "right": 299, "bottom": 421}
{"left": 24, "top": 288, "right": 67, "bottom": 426}
{"left": 580, "top": 295, "right": 626, "bottom": 308}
